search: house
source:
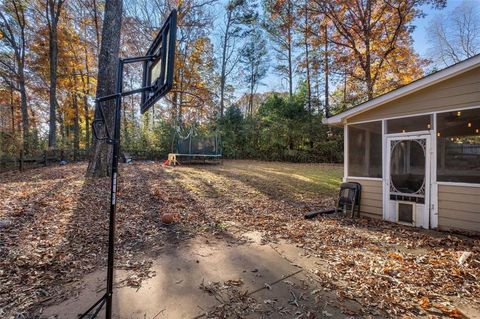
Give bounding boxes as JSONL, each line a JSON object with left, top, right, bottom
{"left": 324, "top": 55, "right": 480, "bottom": 233}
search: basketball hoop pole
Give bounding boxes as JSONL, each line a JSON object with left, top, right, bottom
{"left": 104, "top": 56, "right": 123, "bottom": 319}
{"left": 81, "top": 9, "right": 176, "bottom": 318}
{"left": 80, "top": 55, "right": 154, "bottom": 319}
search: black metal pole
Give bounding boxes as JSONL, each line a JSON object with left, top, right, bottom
{"left": 79, "top": 58, "right": 155, "bottom": 319}
{"left": 105, "top": 58, "right": 124, "bottom": 319}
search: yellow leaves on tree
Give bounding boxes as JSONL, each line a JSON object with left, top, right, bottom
{"left": 172, "top": 35, "right": 215, "bottom": 124}
{"left": 323, "top": 0, "right": 430, "bottom": 101}
{"left": 29, "top": 6, "right": 96, "bottom": 148}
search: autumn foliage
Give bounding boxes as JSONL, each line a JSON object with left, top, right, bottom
{"left": 0, "top": 0, "right": 448, "bottom": 159}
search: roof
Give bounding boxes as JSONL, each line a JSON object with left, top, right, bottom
{"left": 323, "top": 54, "right": 480, "bottom": 126}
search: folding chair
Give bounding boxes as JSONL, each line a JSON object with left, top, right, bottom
{"left": 304, "top": 182, "right": 362, "bottom": 219}
{"left": 335, "top": 182, "right": 362, "bottom": 218}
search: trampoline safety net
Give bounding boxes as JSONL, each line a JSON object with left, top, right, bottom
{"left": 175, "top": 133, "right": 221, "bottom": 156}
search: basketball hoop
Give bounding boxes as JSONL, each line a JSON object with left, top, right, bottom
{"left": 80, "top": 9, "right": 177, "bottom": 319}
{"left": 164, "top": 89, "right": 206, "bottom": 109}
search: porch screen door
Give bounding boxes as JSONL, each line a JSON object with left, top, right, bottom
{"left": 385, "top": 135, "right": 431, "bottom": 228}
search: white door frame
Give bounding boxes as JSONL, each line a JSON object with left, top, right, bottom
{"left": 384, "top": 133, "right": 432, "bottom": 228}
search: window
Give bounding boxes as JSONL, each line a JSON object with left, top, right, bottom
{"left": 348, "top": 121, "right": 382, "bottom": 178}
{"left": 437, "top": 108, "right": 480, "bottom": 184}
{"left": 387, "top": 115, "right": 432, "bottom": 134}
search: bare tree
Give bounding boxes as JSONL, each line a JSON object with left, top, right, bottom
{"left": 427, "top": 0, "right": 480, "bottom": 67}
{"left": 263, "top": 0, "right": 296, "bottom": 97}
{"left": 240, "top": 26, "right": 268, "bottom": 115}
{"left": 87, "top": 0, "right": 123, "bottom": 177}
{"left": 0, "top": 0, "right": 30, "bottom": 150}
{"left": 218, "top": 0, "right": 256, "bottom": 117}
{"left": 293, "top": 0, "right": 314, "bottom": 112}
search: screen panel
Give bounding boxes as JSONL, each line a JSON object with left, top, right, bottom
{"left": 348, "top": 121, "right": 383, "bottom": 178}
{"left": 386, "top": 115, "right": 432, "bottom": 134}
{"left": 437, "top": 107, "right": 480, "bottom": 183}
{"left": 141, "top": 10, "right": 177, "bottom": 114}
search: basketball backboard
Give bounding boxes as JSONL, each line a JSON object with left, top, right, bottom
{"left": 140, "top": 9, "right": 177, "bottom": 114}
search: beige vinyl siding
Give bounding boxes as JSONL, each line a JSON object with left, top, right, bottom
{"left": 347, "top": 68, "right": 480, "bottom": 123}
{"left": 438, "top": 184, "right": 480, "bottom": 232}
{"left": 346, "top": 178, "right": 383, "bottom": 219}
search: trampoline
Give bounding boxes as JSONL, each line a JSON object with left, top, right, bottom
{"left": 168, "top": 127, "right": 222, "bottom": 165}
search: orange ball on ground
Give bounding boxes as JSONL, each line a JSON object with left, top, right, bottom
{"left": 161, "top": 213, "right": 174, "bottom": 224}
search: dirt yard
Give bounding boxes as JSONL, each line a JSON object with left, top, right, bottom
{"left": 0, "top": 160, "right": 479, "bottom": 318}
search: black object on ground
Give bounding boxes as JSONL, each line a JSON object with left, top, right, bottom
{"left": 304, "top": 208, "right": 336, "bottom": 219}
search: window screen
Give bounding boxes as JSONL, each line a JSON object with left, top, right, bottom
{"left": 390, "top": 140, "right": 426, "bottom": 194}
{"left": 387, "top": 115, "right": 432, "bottom": 134}
{"left": 437, "top": 108, "right": 480, "bottom": 184}
{"left": 348, "top": 121, "right": 382, "bottom": 178}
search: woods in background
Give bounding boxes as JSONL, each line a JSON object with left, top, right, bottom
{"left": 1, "top": 0, "right": 477, "bottom": 165}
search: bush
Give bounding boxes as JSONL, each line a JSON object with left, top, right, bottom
{"left": 218, "top": 94, "right": 343, "bottom": 163}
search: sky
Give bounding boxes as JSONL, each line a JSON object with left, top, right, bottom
{"left": 255, "top": 0, "right": 471, "bottom": 94}
{"left": 412, "top": 0, "right": 466, "bottom": 57}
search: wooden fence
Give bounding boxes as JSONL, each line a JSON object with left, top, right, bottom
{"left": 122, "top": 149, "right": 168, "bottom": 161}
{"left": 0, "top": 149, "right": 170, "bottom": 173}
{"left": 0, "top": 149, "right": 89, "bottom": 173}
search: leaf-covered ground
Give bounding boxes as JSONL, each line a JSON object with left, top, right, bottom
{"left": 0, "top": 160, "right": 479, "bottom": 318}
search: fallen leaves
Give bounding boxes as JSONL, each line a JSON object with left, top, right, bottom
{"left": 458, "top": 251, "right": 473, "bottom": 266}
{"left": 0, "top": 164, "right": 186, "bottom": 317}
{"left": 418, "top": 296, "right": 431, "bottom": 309}
{"left": 433, "top": 303, "right": 466, "bottom": 318}
{"left": 165, "top": 162, "right": 480, "bottom": 317}
{"left": 387, "top": 252, "right": 404, "bottom": 261}
{"left": 0, "top": 161, "right": 479, "bottom": 318}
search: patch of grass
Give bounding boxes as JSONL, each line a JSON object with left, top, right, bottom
{"left": 221, "top": 160, "right": 343, "bottom": 196}
{"left": 168, "top": 160, "right": 342, "bottom": 208}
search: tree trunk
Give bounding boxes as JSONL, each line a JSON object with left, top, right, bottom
{"left": 249, "top": 63, "right": 255, "bottom": 116}
{"left": 19, "top": 79, "right": 29, "bottom": 151}
{"left": 365, "top": 0, "right": 373, "bottom": 100}
{"left": 83, "top": 95, "right": 90, "bottom": 148}
{"left": 86, "top": 0, "right": 123, "bottom": 177}
{"left": 60, "top": 108, "right": 65, "bottom": 145}
{"left": 73, "top": 93, "right": 80, "bottom": 153}
{"left": 219, "top": 11, "right": 232, "bottom": 118}
{"left": 17, "top": 22, "right": 29, "bottom": 151}
{"left": 48, "top": 21, "right": 58, "bottom": 148}
{"left": 29, "top": 108, "right": 39, "bottom": 150}
{"left": 287, "top": 0, "right": 293, "bottom": 98}
{"left": 46, "top": 0, "right": 64, "bottom": 148}
{"left": 304, "top": 4, "right": 311, "bottom": 113}
{"left": 172, "top": 90, "right": 178, "bottom": 122}
{"left": 178, "top": 67, "right": 184, "bottom": 126}
{"left": 83, "top": 40, "right": 91, "bottom": 148}
{"left": 314, "top": 66, "right": 321, "bottom": 114}
{"left": 365, "top": 36, "right": 373, "bottom": 99}
{"left": 123, "top": 98, "right": 128, "bottom": 146}
{"left": 324, "top": 23, "right": 330, "bottom": 118}
{"left": 10, "top": 87, "right": 15, "bottom": 133}
{"left": 92, "top": 0, "right": 101, "bottom": 47}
